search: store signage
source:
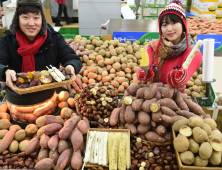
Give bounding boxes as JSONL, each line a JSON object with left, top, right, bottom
{"left": 197, "top": 34, "right": 222, "bottom": 51}
{"left": 113, "top": 32, "right": 159, "bottom": 44}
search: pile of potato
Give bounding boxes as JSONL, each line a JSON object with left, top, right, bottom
{"left": 65, "top": 35, "right": 150, "bottom": 93}
{"left": 215, "top": 92, "right": 222, "bottom": 106}
{"left": 185, "top": 66, "right": 206, "bottom": 97}
{"left": 173, "top": 117, "right": 222, "bottom": 167}
{"left": 109, "top": 82, "right": 207, "bottom": 143}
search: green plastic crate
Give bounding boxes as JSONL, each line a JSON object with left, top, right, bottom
{"left": 58, "top": 28, "right": 79, "bottom": 35}
{"left": 62, "top": 34, "right": 102, "bottom": 40}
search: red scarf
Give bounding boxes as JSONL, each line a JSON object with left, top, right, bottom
{"left": 16, "top": 29, "right": 48, "bottom": 72}
{"left": 55, "top": 0, "right": 65, "bottom": 5}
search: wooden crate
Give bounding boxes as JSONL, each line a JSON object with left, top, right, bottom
{"left": 173, "top": 130, "right": 222, "bottom": 170}
{"left": 84, "top": 128, "right": 131, "bottom": 168}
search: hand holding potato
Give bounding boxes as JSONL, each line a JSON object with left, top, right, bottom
{"left": 5, "top": 69, "right": 18, "bottom": 93}
{"left": 65, "top": 65, "right": 76, "bottom": 80}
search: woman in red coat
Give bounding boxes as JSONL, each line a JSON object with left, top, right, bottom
{"left": 137, "top": 0, "right": 202, "bottom": 88}
{"left": 55, "top": 0, "right": 70, "bottom": 26}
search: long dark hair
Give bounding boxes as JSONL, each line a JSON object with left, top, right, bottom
{"left": 159, "top": 14, "right": 186, "bottom": 33}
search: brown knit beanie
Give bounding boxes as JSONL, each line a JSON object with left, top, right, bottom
{"left": 10, "top": 0, "right": 47, "bottom": 36}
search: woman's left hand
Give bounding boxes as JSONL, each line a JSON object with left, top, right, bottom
{"left": 65, "top": 65, "right": 76, "bottom": 80}
{"left": 166, "top": 69, "right": 188, "bottom": 87}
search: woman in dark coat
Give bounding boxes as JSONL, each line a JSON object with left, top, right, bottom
{"left": 0, "top": 0, "right": 82, "bottom": 93}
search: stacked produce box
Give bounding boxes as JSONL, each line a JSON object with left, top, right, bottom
{"left": 142, "top": 0, "right": 187, "bottom": 20}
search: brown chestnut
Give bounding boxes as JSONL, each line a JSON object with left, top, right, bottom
{"left": 14, "top": 161, "right": 19, "bottom": 168}
{"left": 0, "top": 156, "right": 3, "bottom": 160}
{"left": 18, "top": 161, "right": 25, "bottom": 168}
{"left": 130, "top": 150, "right": 135, "bottom": 156}
{"left": 133, "top": 146, "right": 138, "bottom": 152}
{"left": 172, "top": 165, "right": 178, "bottom": 170}
{"left": 130, "top": 164, "right": 137, "bottom": 170}
{"left": 161, "top": 148, "right": 168, "bottom": 153}
{"left": 135, "top": 142, "right": 143, "bottom": 149}
{"left": 149, "top": 142, "right": 156, "bottom": 149}
{"left": 154, "top": 166, "right": 163, "bottom": 170}
{"left": 143, "top": 152, "right": 148, "bottom": 160}
{"left": 160, "top": 153, "right": 166, "bottom": 159}
{"left": 151, "top": 164, "right": 158, "bottom": 167}
{"left": 25, "top": 160, "right": 31, "bottom": 167}
{"left": 131, "top": 159, "right": 138, "bottom": 165}
{"left": 5, "top": 154, "right": 11, "bottom": 159}
{"left": 138, "top": 148, "right": 144, "bottom": 154}
{"left": 139, "top": 158, "right": 145, "bottom": 163}
{"left": 164, "top": 165, "right": 172, "bottom": 170}
{"left": 30, "top": 151, "right": 38, "bottom": 158}
{"left": 0, "top": 160, "right": 3, "bottom": 166}
{"left": 135, "top": 154, "right": 142, "bottom": 159}
{"left": 148, "top": 157, "right": 156, "bottom": 164}
{"left": 18, "top": 152, "right": 26, "bottom": 157}
{"left": 143, "top": 146, "right": 148, "bottom": 152}
{"left": 2, "top": 150, "right": 9, "bottom": 155}
{"left": 157, "top": 158, "right": 164, "bottom": 166}
{"left": 170, "top": 160, "right": 177, "bottom": 165}
{"left": 166, "top": 155, "right": 173, "bottom": 161}
{"left": 153, "top": 149, "right": 160, "bottom": 155}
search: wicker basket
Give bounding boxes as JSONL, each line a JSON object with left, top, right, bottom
{"left": 131, "top": 134, "right": 173, "bottom": 146}
{"left": 14, "top": 76, "right": 74, "bottom": 94}
{"left": 173, "top": 130, "right": 222, "bottom": 170}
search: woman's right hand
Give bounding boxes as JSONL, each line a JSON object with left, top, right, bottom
{"left": 6, "top": 69, "right": 18, "bottom": 93}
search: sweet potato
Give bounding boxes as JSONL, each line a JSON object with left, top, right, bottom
{"left": 0, "top": 103, "right": 8, "bottom": 113}
{"left": 36, "top": 116, "right": 47, "bottom": 128}
{"left": 109, "top": 108, "right": 121, "bottom": 126}
{"left": 0, "top": 125, "right": 21, "bottom": 153}
{"left": 159, "top": 98, "right": 179, "bottom": 111}
{"left": 71, "top": 149, "right": 82, "bottom": 169}
{"left": 151, "top": 120, "right": 157, "bottom": 127}
{"left": 70, "top": 128, "right": 83, "bottom": 151}
{"left": 0, "top": 130, "right": 8, "bottom": 139}
{"left": 44, "top": 123, "right": 63, "bottom": 136}
{"left": 35, "top": 158, "right": 54, "bottom": 170}
{"left": 125, "top": 123, "right": 137, "bottom": 135}
{"left": 161, "top": 87, "right": 174, "bottom": 98}
{"left": 58, "top": 140, "right": 69, "bottom": 153}
{"left": 144, "top": 84, "right": 158, "bottom": 100}
{"left": 152, "top": 111, "right": 162, "bottom": 123}
{"left": 138, "top": 111, "right": 150, "bottom": 125}
{"left": 119, "top": 103, "right": 126, "bottom": 125}
{"left": 136, "top": 87, "right": 148, "bottom": 98}
{"left": 45, "top": 115, "right": 64, "bottom": 125}
{"left": 183, "top": 97, "right": 204, "bottom": 115}
{"left": 49, "top": 150, "right": 59, "bottom": 164}
{"left": 40, "top": 134, "right": 50, "bottom": 149}
{"left": 59, "top": 116, "right": 81, "bottom": 140}
{"left": 156, "top": 125, "right": 167, "bottom": 137}
{"left": 124, "top": 106, "right": 136, "bottom": 123}
{"left": 155, "top": 91, "right": 162, "bottom": 100}
{"left": 160, "top": 106, "right": 177, "bottom": 117}
{"left": 60, "top": 107, "right": 72, "bottom": 119}
{"left": 164, "top": 132, "right": 173, "bottom": 141}
{"left": 37, "top": 126, "right": 46, "bottom": 137}
{"left": 48, "top": 135, "right": 59, "bottom": 151}
{"left": 145, "top": 131, "right": 166, "bottom": 143}
{"left": 0, "top": 119, "right": 11, "bottom": 130}
{"left": 0, "top": 112, "right": 10, "bottom": 120}
{"left": 25, "top": 135, "right": 40, "bottom": 155}
{"left": 142, "top": 98, "right": 157, "bottom": 113}
{"left": 137, "top": 123, "right": 151, "bottom": 135}
{"left": 150, "top": 102, "right": 160, "bottom": 112}
{"left": 38, "top": 148, "right": 49, "bottom": 160}
{"left": 77, "top": 120, "right": 89, "bottom": 134}
{"left": 175, "top": 91, "right": 189, "bottom": 111}
{"left": 127, "top": 82, "right": 141, "bottom": 96}
{"left": 131, "top": 99, "right": 144, "bottom": 111}
{"left": 176, "top": 110, "right": 197, "bottom": 119}
{"left": 55, "top": 149, "right": 71, "bottom": 170}
{"left": 161, "top": 115, "right": 188, "bottom": 124}
{"left": 33, "top": 101, "right": 55, "bottom": 117}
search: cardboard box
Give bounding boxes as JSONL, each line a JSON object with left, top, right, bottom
{"left": 142, "top": 0, "right": 167, "bottom": 7}
{"left": 143, "top": 7, "right": 163, "bottom": 16}
{"left": 196, "top": 0, "right": 218, "bottom": 12}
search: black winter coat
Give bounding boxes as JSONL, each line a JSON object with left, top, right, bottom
{"left": 0, "top": 24, "right": 82, "bottom": 82}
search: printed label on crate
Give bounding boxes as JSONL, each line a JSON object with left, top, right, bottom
{"left": 112, "top": 32, "right": 159, "bottom": 44}
{"left": 197, "top": 34, "right": 222, "bottom": 50}
{"left": 142, "top": 0, "right": 167, "bottom": 7}
{"left": 167, "top": 0, "right": 188, "bottom": 6}
{"left": 143, "top": 8, "right": 158, "bottom": 16}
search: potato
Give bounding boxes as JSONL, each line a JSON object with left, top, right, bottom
{"left": 209, "top": 151, "right": 221, "bottom": 165}
{"left": 9, "top": 140, "right": 19, "bottom": 153}
{"left": 36, "top": 116, "right": 47, "bottom": 128}
{"left": 194, "top": 79, "right": 202, "bottom": 86}
{"left": 145, "top": 131, "right": 166, "bottom": 143}
{"left": 14, "top": 129, "right": 26, "bottom": 141}
{"left": 19, "top": 140, "right": 30, "bottom": 152}
{"left": 180, "top": 151, "right": 194, "bottom": 165}
{"left": 172, "top": 119, "right": 188, "bottom": 132}
{"left": 61, "top": 107, "right": 72, "bottom": 119}
{"left": 193, "top": 156, "right": 208, "bottom": 167}
{"left": 179, "top": 126, "right": 192, "bottom": 137}
{"left": 188, "top": 116, "right": 203, "bottom": 128}
{"left": 203, "top": 118, "right": 217, "bottom": 130}
{"left": 186, "top": 81, "right": 194, "bottom": 87}
{"left": 0, "top": 119, "right": 11, "bottom": 130}
{"left": 25, "top": 124, "right": 38, "bottom": 135}
{"left": 188, "top": 138, "right": 199, "bottom": 153}
{"left": 192, "top": 127, "right": 208, "bottom": 143}
{"left": 199, "top": 142, "right": 212, "bottom": 159}
{"left": 137, "top": 124, "right": 151, "bottom": 135}
{"left": 37, "top": 126, "right": 46, "bottom": 137}
{"left": 211, "top": 129, "right": 222, "bottom": 140}
{"left": 210, "top": 138, "right": 222, "bottom": 151}
{"left": 58, "top": 91, "right": 69, "bottom": 102}
{"left": 156, "top": 125, "right": 167, "bottom": 137}
{"left": 0, "top": 130, "right": 8, "bottom": 139}
{"left": 173, "top": 135, "right": 189, "bottom": 152}
{"left": 201, "top": 123, "right": 211, "bottom": 136}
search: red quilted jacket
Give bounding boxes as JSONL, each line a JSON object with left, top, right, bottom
{"left": 55, "top": 0, "right": 65, "bottom": 5}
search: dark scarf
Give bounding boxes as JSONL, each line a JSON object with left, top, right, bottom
{"left": 149, "top": 35, "right": 192, "bottom": 82}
